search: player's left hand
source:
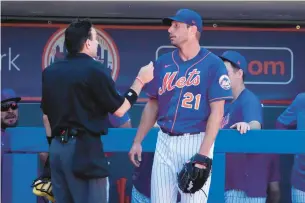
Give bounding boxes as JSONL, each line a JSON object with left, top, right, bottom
{"left": 177, "top": 153, "right": 212, "bottom": 194}
{"left": 230, "top": 122, "right": 250, "bottom": 134}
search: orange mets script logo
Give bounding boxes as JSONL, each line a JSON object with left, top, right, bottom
{"left": 158, "top": 69, "right": 200, "bottom": 96}
{"left": 42, "top": 28, "right": 120, "bottom": 81}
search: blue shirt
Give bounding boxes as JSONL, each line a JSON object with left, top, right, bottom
{"left": 222, "top": 89, "right": 263, "bottom": 127}
{"left": 107, "top": 90, "right": 131, "bottom": 128}
{"left": 108, "top": 113, "right": 130, "bottom": 128}
{"left": 276, "top": 92, "right": 305, "bottom": 191}
{"left": 223, "top": 89, "right": 280, "bottom": 197}
{"left": 145, "top": 48, "right": 233, "bottom": 134}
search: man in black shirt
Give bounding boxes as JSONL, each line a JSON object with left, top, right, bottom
{"left": 41, "top": 19, "right": 154, "bottom": 203}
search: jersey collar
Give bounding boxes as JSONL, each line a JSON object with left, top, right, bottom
{"left": 173, "top": 48, "right": 207, "bottom": 65}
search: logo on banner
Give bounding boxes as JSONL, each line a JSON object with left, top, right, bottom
{"left": 42, "top": 28, "right": 120, "bottom": 81}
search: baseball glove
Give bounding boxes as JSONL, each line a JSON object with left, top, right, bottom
{"left": 31, "top": 155, "right": 55, "bottom": 202}
{"left": 177, "top": 153, "right": 212, "bottom": 194}
{"left": 31, "top": 176, "right": 55, "bottom": 202}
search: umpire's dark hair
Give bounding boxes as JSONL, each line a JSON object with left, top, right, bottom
{"left": 64, "top": 18, "right": 93, "bottom": 54}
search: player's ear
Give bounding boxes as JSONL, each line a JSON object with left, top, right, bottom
{"left": 193, "top": 26, "right": 198, "bottom": 35}
{"left": 238, "top": 69, "right": 244, "bottom": 79}
{"left": 189, "top": 25, "right": 197, "bottom": 37}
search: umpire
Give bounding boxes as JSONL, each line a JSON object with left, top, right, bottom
{"left": 41, "top": 19, "right": 154, "bottom": 203}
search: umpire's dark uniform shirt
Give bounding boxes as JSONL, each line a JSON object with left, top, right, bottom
{"left": 41, "top": 53, "right": 125, "bottom": 178}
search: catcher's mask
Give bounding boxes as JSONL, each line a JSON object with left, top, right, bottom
{"left": 31, "top": 178, "right": 55, "bottom": 203}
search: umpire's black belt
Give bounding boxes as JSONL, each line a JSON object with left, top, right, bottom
{"left": 54, "top": 128, "right": 79, "bottom": 143}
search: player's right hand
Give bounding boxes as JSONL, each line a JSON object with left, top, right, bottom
{"left": 137, "top": 61, "right": 154, "bottom": 84}
{"left": 129, "top": 142, "right": 142, "bottom": 167}
{"left": 230, "top": 122, "right": 250, "bottom": 134}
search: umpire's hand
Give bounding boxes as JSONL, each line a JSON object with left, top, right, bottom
{"left": 137, "top": 61, "right": 154, "bottom": 84}
{"left": 129, "top": 142, "right": 142, "bottom": 167}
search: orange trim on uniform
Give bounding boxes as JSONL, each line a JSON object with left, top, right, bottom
{"left": 170, "top": 51, "right": 212, "bottom": 133}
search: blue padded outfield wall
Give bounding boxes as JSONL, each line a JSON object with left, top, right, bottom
{"left": 2, "top": 112, "right": 305, "bottom": 203}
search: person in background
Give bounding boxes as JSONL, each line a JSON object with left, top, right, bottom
{"left": 219, "top": 51, "right": 280, "bottom": 203}
{"left": 1, "top": 88, "right": 21, "bottom": 153}
{"left": 276, "top": 93, "right": 305, "bottom": 203}
{"left": 1, "top": 88, "right": 21, "bottom": 203}
{"left": 1, "top": 88, "right": 20, "bottom": 133}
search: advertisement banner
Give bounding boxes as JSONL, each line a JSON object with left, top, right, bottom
{"left": 1, "top": 24, "right": 305, "bottom": 103}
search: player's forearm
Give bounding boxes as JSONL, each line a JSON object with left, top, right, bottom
{"left": 133, "top": 99, "right": 158, "bottom": 144}
{"left": 198, "top": 108, "right": 223, "bottom": 157}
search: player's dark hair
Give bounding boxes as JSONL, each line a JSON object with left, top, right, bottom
{"left": 232, "top": 63, "right": 246, "bottom": 81}
{"left": 64, "top": 19, "right": 93, "bottom": 55}
{"left": 224, "top": 60, "right": 246, "bottom": 81}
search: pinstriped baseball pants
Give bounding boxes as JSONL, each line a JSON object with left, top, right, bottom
{"left": 131, "top": 186, "right": 151, "bottom": 203}
{"left": 292, "top": 187, "right": 305, "bottom": 203}
{"left": 224, "top": 190, "right": 266, "bottom": 203}
{"left": 151, "top": 130, "right": 214, "bottom": 203}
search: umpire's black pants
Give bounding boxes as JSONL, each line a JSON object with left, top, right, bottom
{"left": 49, "top": 137, "right": 108, "bottom": 203}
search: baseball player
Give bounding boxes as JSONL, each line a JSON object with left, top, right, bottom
{"left": 219, "top": 51, "right": 281, "bottom": 203}
{"left": 276, "top": 93, "right": 305, "bottom": 203}
{"left": 129, "top": 9, "right": 233, "bottom": 203}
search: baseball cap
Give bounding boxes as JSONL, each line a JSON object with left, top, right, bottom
{"left": 1, "top": 88, "right": 21, "bottom": 103}
{"left": 219, "top": 51, "right": 248, "bottom": 74}
{"left": 162, "top": 9, "right": 203, "bottom": 32}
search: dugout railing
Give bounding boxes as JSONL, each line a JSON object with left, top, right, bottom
{"left": 2, "top": 111, "right": 305, "bottom": 203}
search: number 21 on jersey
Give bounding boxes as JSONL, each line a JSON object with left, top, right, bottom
{"left": 181, "top": 92, "right": 201, "bottom": 110}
